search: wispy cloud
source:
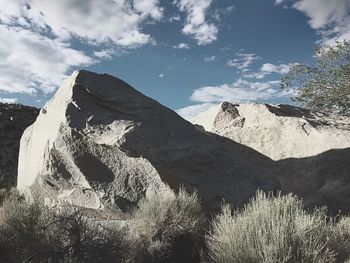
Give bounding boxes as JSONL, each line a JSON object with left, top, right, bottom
{"left": 190, "top": 79, "right": 287, "bottom": 103}
{"left": 24, "top": 0, "right": 163, "bottom": 47}
{"left": 0, "top": 0, "right": 164, "bottom": 95}
{"left": 177, "top": 78, "right": 293, "bottom": 120}
{"left": 0, "top": 97, "right": 17, "bottom": 103}
{"left": 227, "top": 53, "right": 261, "bottom": 70}
{"left": 174, "top": 0, "right": 218, "bottom": 45}
{"left": 274, "top": 0, "right": 285, "bottom": 5}
{"left": 93, "top": 49, "right": 116, "bottom": 59}
{"left": 276, "top": 0, "right": 350, "bottom": 44}
{"left": 176, "top": 102, "right": 215, "bottom": 121}
{"left": 169, "top": 14, "right": 181, "bottom": 22}
{"left": 0, "top": 24, "right": 95, "bottom": 94}
{"left": 173, "top": 43, "right": 190, "bottom": 49}
{"left": 204, "top": 55, "right": 216, "bottom": 62}
{"left": 260, "top": 63, "right": 291, "bottom": 74}
{"left": 243, "top": 63, "right": 293, "bottom": 79}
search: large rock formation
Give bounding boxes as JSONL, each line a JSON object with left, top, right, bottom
{"left": 0, "top": 103, "right": 38, "bottom": 188}
{"left": 193, "top": 102, "right": 350, "bottom": 212}
{"left": 18, "top": 71, "right": 279, "bottom": 211}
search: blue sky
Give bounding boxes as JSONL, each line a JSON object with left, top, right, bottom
{"left": 0, "top": 0, "right": 349, "bottom": 119}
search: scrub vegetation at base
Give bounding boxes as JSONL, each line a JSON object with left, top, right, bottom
{"left": 0, "top": 188, "right": 349, "bottom": 263}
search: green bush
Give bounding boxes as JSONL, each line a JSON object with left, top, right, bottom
{"left": 206, "top": 191, "right": 350, "bottom": 263}
{"left": 129, "top": 186, "right": 205, "bottom": 263}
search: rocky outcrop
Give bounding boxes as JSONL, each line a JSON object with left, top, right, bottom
{"left": 193, "top": 102, "right": 350, "bottom": 212}
{"left": 0, "top": 103, "right": 38, "bottom": 188}
{"left": 17, "top": 71, "right": 279, "bottom": 211}
{"left": 192, "top": 102, "right": 350, "bottom": 160}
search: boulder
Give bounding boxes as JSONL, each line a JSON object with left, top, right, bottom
{"left": 193, "top": 102, "right": 350, "bottom": 212}
{"left": 17, "top": 71, "right": 279, "bottom": 211}
{"left": 0, "top": 103, "right": 38, "bottom": 188}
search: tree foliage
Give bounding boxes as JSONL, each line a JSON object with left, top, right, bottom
{"left": 281, "top": 41, "right": 350, "bottom": 115}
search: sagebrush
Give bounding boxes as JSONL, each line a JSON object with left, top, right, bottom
{"left": 206, "top": 191, "right": 350, "bottom": 263}
{"left": 0, "top": 191, "right": 128, "bottom": 263}
{"left": 0, "top": 186, "right": 205, "bottom": 263}
{"left": 128, "top": 187, "right": 205, "bottom": 263}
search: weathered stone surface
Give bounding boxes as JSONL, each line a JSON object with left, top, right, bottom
{"left": 0, "top": 103, "right": 38, "bottom": 188}
{"left": 18, "top": 71, "right": 279, "bottom": 211}
{"left": 193, "top": 102, "right": 350, "bottom": 212}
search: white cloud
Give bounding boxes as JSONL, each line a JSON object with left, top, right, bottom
{"left": 260, "top": 63, "right": 291, "bottom": 74}
{"left": 226, "top": 5, "right": 236, "bottom": 13}
{"left": 24, "top": 0, "right": 163, "bottom": 47}
{"left": 93, "top": 49, "right": 115, "bottom": 59}
{"left": 242, "top": 63, "right": 294, "bottom": 79}
{"left": 242, "top": 72, "right": 266, "bottom": 79}
{"left": 190, "top": 78, "right": 287, "bottom": 103}
{"left": 276, "top": 0, "right": 350, "bottom": 43}
{"left": 173, "top": 43, "right": 190, "bottom": 49}
{"left": 174, "top": 0, "right": 218, "bottom": 45}
{"left": 204, "top": 55, "right": 216, "bottom": 62}
{"left": 169, "top": 14, "right": 181, "bottom": 22}
{"left": 0, "top": 97, "right": 17, "bottom": 103}
{"left": 159, "top": 73, "right": 164, "bottom": 78}
{"left": 177, "top": 78, "right": 293, "bottom": 120}
{"left": 227, "top": 53, "right": 260, "bottom": 70}
{"left": 176, "top": 102, "right": 215, "bottom": 120}
{"left": 0, "top": 0, "right": 164, "bottom": 95}
{"left": 0, "top": 24, "right": 95, "bottom": 94}
{"left": 274, "top": 0, "right": 285, "bottom": 5}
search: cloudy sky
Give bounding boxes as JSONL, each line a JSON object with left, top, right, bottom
{"left": 0, "top": 0, "right": 349, "bottom": 119}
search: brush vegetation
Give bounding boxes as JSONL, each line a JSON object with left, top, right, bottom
{"left": 129, "top": 187, "right": 205, "bottom": 263}
{"left": 0, "top": 187, "right": 204, "bottom": 263}
{"left": 1, "top": 188, "right": 350, "bottom": 263}
{"left": 206, "top": 191, "right": 350, "bottom": 263}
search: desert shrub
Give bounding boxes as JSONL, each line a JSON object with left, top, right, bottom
{"left": 206, "top": 191, "right": 348, "bottom": 263}
{"left": 328, "top": 217, "right": 350, "bottom": 262}
{"left": 0, "top": 192, "right": 129, "bottom": 263}
{"left": 0, "top": 170, "right": 16, "bottom": 189}
{"left": 51, "top": 207, "right": 128, "bottom": 262}
{"left": 0, "top": 187, "right": 19, "bottom": 205}
{"left": 0, "top": 192, "right": 51, "bottom": 262}
{"left": 0, "top": 188, "right": 7, "bottom": 203}
{"left": 0, "top": 224, "right": 16, "bottom": 262}
{"left": 128, "top": 186, "right": 205, "bottom": 263}
{"left": 0, "top": 188, "right": 8, "bottom": 205}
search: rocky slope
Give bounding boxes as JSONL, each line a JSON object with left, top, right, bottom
{"left": 193, "top": 102, "right": 350, "bottom": 212}
{"left": 0, "top": 103, "right": 38, "bottom": 188}
{"left": 17, "top": 71, "right": 279, "bottom": 211}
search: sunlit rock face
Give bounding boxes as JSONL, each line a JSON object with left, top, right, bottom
{"left": 193, "top": 102, "right": 350, "bottom": 212}
{"left": 18, "top": 71, "right": 279, "bottom": 211}
{"left": 192, "top": 102, "right": 350, "bottom": 160}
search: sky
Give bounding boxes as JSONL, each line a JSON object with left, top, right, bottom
{"left": 0, "top": 0, "right": 349, "bottom": 120}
